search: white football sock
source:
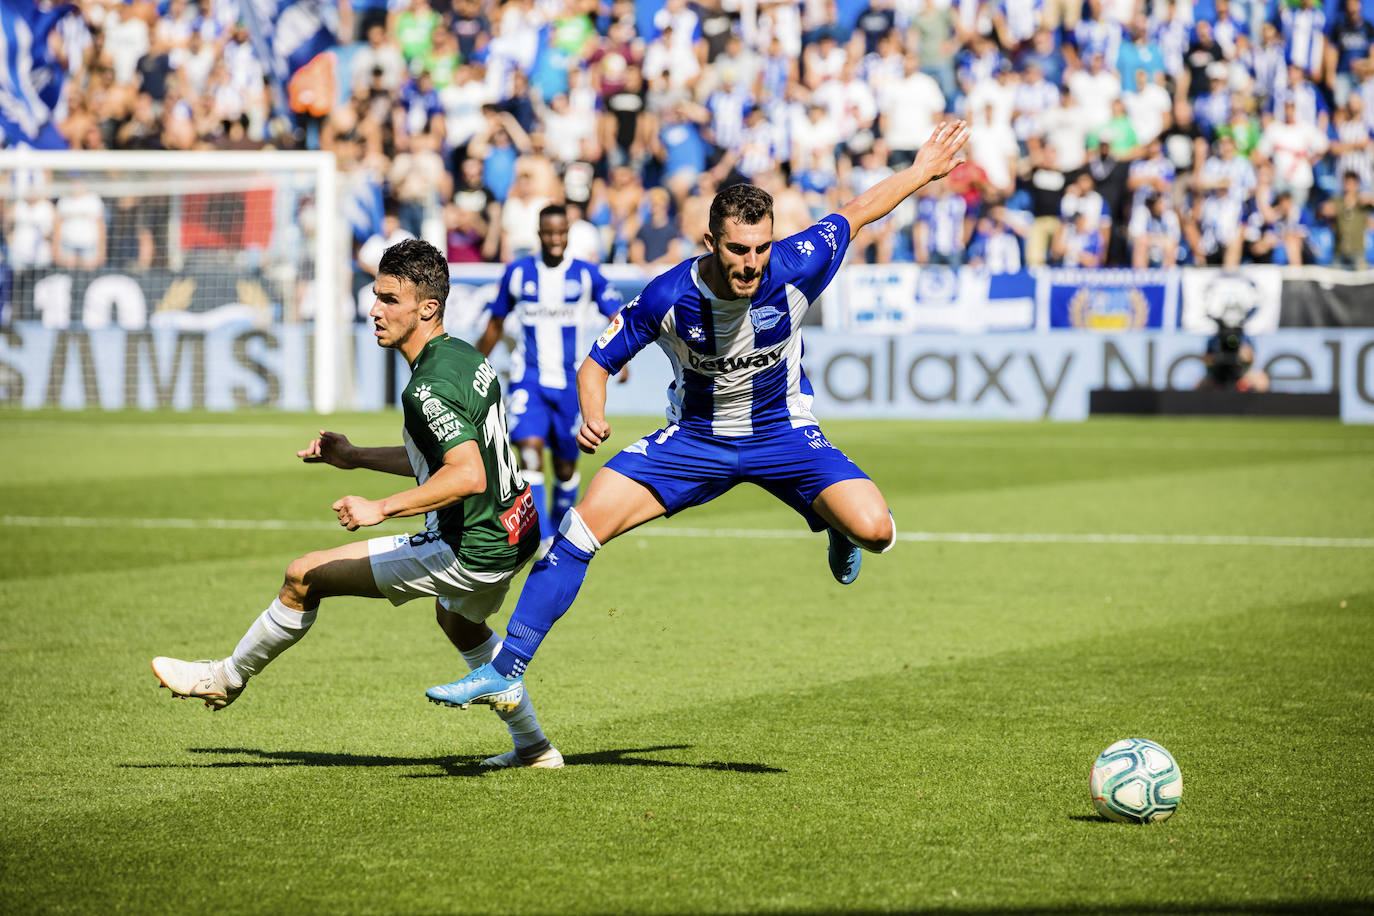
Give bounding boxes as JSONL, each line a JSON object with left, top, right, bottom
{"left": 459, "top": 631, "right": 502, "bottom": 671}
{"left": 225, "top": 598, "right": 316, "bottom": 687}
{"left": 457, "top": 633, "right": 549, "bottom": 753}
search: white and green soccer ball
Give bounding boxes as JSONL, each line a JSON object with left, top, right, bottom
{"left": 1089, "top": 738, "right": 1182, "bottom": 824}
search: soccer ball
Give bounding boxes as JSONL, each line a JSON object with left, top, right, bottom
{"left": 1089, "top": 738, "right": 1182, "bottom": 823}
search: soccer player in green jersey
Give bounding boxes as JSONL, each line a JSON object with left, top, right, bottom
{"left": 151, "top": 239, "right": 560, "bottom": 768}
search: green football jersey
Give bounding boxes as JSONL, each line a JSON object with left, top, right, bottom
{"left": 401, "top": 334, "right": 539, "bottom": 571}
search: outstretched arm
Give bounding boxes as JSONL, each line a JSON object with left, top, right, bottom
{"left": 298, "top": 430, "right": 413, "bottom": 476}
{"left": 837, "top": 120, "right": 970, "bottom": 233}
{"left": 332, "top": 440, "right": 487, "bottom": 531}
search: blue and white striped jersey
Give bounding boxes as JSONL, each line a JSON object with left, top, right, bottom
{"left": 590, "top": 214, "right": 852, "bottom": 437}
{"left": 492, "top": 255, "right": 622, "bottom": 390}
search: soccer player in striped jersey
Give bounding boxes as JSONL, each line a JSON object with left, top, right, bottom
{"left": 151, "top": 240, "right": 563, "bottom": 768}
{"left": 425, "top": 120, "right": 971, "bottom": 712}
{"left": 476, "top": 204, "right": 623, "bottom": 555}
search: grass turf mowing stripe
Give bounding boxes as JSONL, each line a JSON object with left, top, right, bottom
{"left": 4, "top": 514, "right": 1374, "bottom": 549}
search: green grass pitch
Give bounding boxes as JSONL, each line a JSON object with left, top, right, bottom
{"left": 2, "top": 410, "right": 1372, "bottom": 915}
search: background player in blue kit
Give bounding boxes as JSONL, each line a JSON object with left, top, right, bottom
{"left": 427, "top": 120, "right": 972, "bottom": 710}
{"left": 476, "top": 204, "right": 623, "bottom": 555}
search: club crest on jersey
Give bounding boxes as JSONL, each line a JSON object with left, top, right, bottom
{"left": 686, "top": 324, "right": 705, "bottom": 342}
{"left": 523, "top": 280, "right": 537, "bottom": 297}
{"left": 795, "top": 239, "right": 815, "bottom": 256}
{"left": 597, "top": 311, "right": 625, "bottom": 348}
{"left": 750, "top": 304, "right": 786, "bottom": 333}
{"left": 564, "top": 279, "right": 582, "bottom": 298}
{"left": 422, "top": 397, "right": 446, "bottom": 421}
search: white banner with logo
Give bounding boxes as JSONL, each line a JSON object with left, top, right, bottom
{"left": 830, "top": 265, "right": 1036, "bottom": 334}
{"left": 1179, "top": 266, "right": 1284, "bottom": 334}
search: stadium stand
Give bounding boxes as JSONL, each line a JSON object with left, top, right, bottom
{"left": 3, "top": 0, "right": 1374, "bottom": 279}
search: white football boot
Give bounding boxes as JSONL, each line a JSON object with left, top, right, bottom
{"left": 479, "top": 745, "right": 565, "bottom": 769}
{"left": 151, "top": 657, "right": 243, "bottom": 710}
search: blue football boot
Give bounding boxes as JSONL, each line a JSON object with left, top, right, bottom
{"left": 426, "top": 662, "right": 524, "bottom": 713}
{"left": 827, "top": 527, "right": 862, "bottom": 585}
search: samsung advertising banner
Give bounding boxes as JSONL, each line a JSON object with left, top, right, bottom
{"left": 797, "top": 331, "right": 1374, "bottom": 424}
{"left": 3, "top": 324, "right": 1373, "bottom": 423}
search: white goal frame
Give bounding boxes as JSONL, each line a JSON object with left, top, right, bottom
{"left": 0, "top": 148, "right": 344, "bottom": 413}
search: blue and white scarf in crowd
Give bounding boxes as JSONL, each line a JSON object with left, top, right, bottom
{"left": 0, "top": 0, "right": 79, "bottom": 149}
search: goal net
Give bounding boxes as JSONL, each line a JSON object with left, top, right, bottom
{"left": 0, "top": 149, "right": 346, "bottom": 411}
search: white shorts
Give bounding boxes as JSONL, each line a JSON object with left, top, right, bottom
{"left": 368, "top": 531, "right": 525, "bottom": 624}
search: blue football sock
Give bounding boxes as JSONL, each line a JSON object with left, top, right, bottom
{"left": 493, "top": 536, "right": 594, "bottom": 676}
{"left": 550, "top": 474, "right": 579, "bottom": 530}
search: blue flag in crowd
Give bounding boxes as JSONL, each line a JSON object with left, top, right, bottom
{"left": 0, "top": 0, "right": 79, "bottom": 149}
{"left": 239, "top": 0, "right": 338, "bottom": 123}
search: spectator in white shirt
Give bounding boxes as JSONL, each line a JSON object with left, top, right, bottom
{"left": 964, "top": 60, "right": 1017, "bottom": 132}
{"left": 1123, "top": 69, "right": 1173, "bottom": 145}
{"left": 813, "top": 59, "right": 878, "bottom": 150}
{"left": 54, "top": 181, "right": 107, "bottom": 270}
{"left": 7, "top": 177, "right": 56, "bottom": 269}
{"left": 969, "top": 101, "right": 1019, "bottom": 197}
{"left": 1041, "top": 83, "right": 1096, "bottom": 172}
{"left": 877, "top": 51, "right": 945, "bottom": 166}
{"left": 1257, "top": 99, "right": 1330, "bottom": 209}
{"left": 1067, "top": 52, "right": 1122, "bottom": 132}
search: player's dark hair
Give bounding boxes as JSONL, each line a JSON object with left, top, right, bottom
{"left": 378, "top": 238, "right": 449, "bottom": 319}
{"left": 709, "top": 183, "right": 774, "bottom": 238}
{"left": 539, "top": 203, "right": 568, "bottom": 223}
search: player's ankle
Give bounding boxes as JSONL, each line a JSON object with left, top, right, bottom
{"left": 491, "top": 649, "right": 528, "bottom": 678}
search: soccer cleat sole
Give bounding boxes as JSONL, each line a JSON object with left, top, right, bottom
{"left": 426, "top": 687, "right": 523, "bottom": 714}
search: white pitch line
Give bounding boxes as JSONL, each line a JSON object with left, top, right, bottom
{"left": 0, "top": 515, "right": 338, "bottom": 531}
{"left": 3, "top": 515, "right": 1372, "bottom": 549}
{"left": 627, "top": 526, "right": 1374, "bottom": 549}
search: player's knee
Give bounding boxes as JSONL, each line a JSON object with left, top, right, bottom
{"left": 558, "top": 507, "right": 602, "bottom": 555}
{"left": 849, "top": 509, "right": 895, "bottom": 553}
{"left": 280, "top": 554, "right": 317, "bottom": 605}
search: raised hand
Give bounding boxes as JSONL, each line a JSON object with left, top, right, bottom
{"left": 914, "top": 119, "right": 971, "bottom": 183}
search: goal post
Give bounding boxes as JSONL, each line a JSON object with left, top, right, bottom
{"left": 0, "top": 148, "right": 346, "bottom": 412}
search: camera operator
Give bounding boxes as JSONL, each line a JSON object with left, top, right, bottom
{"left": 1198, "top": 304, "right": 1271, "bottom": 392}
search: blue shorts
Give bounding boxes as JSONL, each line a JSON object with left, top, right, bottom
{"left": 603, "top": 423, "right": 870, "bottom": 531}
{"left": 507, "top": 382, "right": 581, "bottom": 463}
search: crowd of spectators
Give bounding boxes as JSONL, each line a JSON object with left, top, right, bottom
{"left": 7, "top": 0, "right": 1374, "bottom": 278}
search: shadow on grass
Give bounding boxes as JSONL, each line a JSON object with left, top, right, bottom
{"left": 120, "top": 744, "right": 785, "bottom": 777}
{"left": 1067, "top": 814, "right": 1113, "bottom": 823}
